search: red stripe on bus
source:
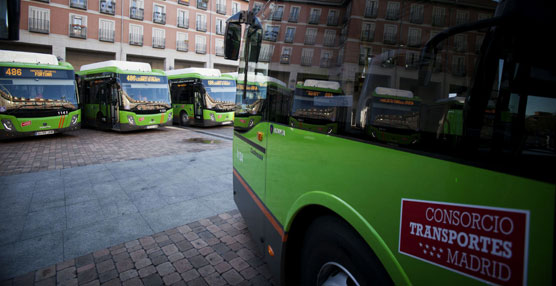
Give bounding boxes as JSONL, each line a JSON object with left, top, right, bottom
{"left": 160, "top": 114, "right": 165, "bottom": 124}
{"left": 233, "top": 169, "right": 286, "bottom": 241}
{"left": 61, "top": 115, "right": 66, "bottom": 128}
{"left": 58, "top": 115, "right": 64, "bottom": 128}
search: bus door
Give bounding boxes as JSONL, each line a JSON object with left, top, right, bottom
{"left": 194, "top": 88, "right": 203, "bottom": 121}
{"left": 97, "top": 83, "right": 117, "bottom": 129}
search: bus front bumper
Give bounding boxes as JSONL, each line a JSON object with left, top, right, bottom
{"left": 118, "top": 120, "right": 172, "bottom": 132}
{"left": 0, "top": 123, "right": 80, "bottom": 140}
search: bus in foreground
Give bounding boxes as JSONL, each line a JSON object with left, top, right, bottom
{"left": 0, "top": 50, "right": 80, "bottom": 139}
{"left": 167, "top": 68, "right": 235, "bottom": 127}
{"left": 77, "top": 61, "right": 172, "bottom": 131}
{"left": 226, "top": 0, "right": 555, "bottom": 285}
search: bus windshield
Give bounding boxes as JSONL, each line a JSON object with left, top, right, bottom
{"left": 291, "top": 88, "right": 348, "bottom": 122}
{"left": 202, "top": 80, "right": 236, "bottom": 103}
{"left": 0, "top": 78, "right": 78, "bottom": 108}
{"left": 120, "top": 83, "right": 170, "bottom": 104}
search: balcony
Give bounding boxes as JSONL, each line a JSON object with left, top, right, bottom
{"left": 100, "top": 0, "right": 116, "bottom": 15}
{"left": 410, "top": 15, "right": 424, "bottom": 25}
{"left": 177, "top": 17, "right": 189, "bottom": 29}
{"left": 69, "top": 24, "right": 87, "bottom": 39}
{"left": 216, "top": 4, "right": 226, "bottom": 15}
{"left": 280, "top": 54, "right": 290, "bottom": 64}
{"left": 324, "top": 38, "right": 335, "bottom": 47}
{"left": 385, "top": 11, "right": 400, "bottom": 21}
{"left": 383, "top": 34, "right": 397, "bottom": 45}
{"left": 153, "top": 37, "right": 165, "bottom": 49}
{"left": 301, "top": 56, "right": 313, "bottom": 66}
{"left": 271, "top": 11, "right": 283, "bottom": 21}
{"left": 304, "top": 36, "right": 316, "bottom": 45}
{"left": 177, "top": 40, "right": 189, "bottom": 52}
{"left": 432, "top": 15, "right": 445, "bottom": 27}
{"left": 196, "top": 44, "right": 207, "bottom": 54}
{"left": 129, "top": 34, "right": 143, "bottom": 46}
{"left": 196, "top": 23, "right": 207, "bottom": 32}
{"left": 320, "top": 58, "right": 331, "bottom": 68}
{"left": 130, "top": 7, "right": 144, "bottom": 20}
{"left": 178, "top": 0, "right": 190, "bottom": 6}
{"left": 327, "top": 16, "right": 338, "bottom": 26}
{"left": 29, "top": 18, "right": 49, "bottom": 34}
{"left": 408, "top": 38, "right": 421, "bottom": 48}
{"left": 153, "top": 12, "right": 166, "bottom": 25}
{"left": 284, "top": 35, "right": 294, "bottom": 43}
{"left": 70, "top": 0, "right": 87, "bottom": 10}
{"left": 364, "top": 6, "right": 378, "bottom": 18}
{"left": 308, "top": 14, "right": 320, "bottom": 25}
{"left": 288, "top": 13, "right": 299, "bottom": 22}
{"left": 361, "top": 31, "right": 374, "bottom": 42}
{"left": 99, "top": 29, "right": 115, "bottom": 42}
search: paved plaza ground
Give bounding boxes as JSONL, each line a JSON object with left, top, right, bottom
{"left": 0, "top": 126, "right": 274, "bottom": 285}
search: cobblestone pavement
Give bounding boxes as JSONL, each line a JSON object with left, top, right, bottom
{"left": 0, "top": 126, "right": 232, "bottom": 177}
{"left": 0, "top": 210, "right": 274, "bottom": 286}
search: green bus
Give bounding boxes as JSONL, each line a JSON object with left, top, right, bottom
{"left": 167, "top": 68, "right": 235, "bottom": 127}
{"left": 77, "top": 60, "right": 172, "bottom": 131}
{"left": 0, "top": 50, "right": 80, "bottom": 139}
{"left": 226, "top": 0, "right": 555, "bottom": 285}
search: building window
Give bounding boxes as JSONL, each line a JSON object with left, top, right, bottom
{"left": 152, "top": 28, "right": 165, "bottom": 49}
{"left": 284, "top": 27, "right": 295, "bottom": 43}
{"left": 385, "top": 2, "right": 400, "bottom": 21}
{"left": 195, "top": 35, "right": 207, "bottom": 53}
{"left": 320, "top": 50, "right": 332, "bottom": 68}
{"left": 129, "top": 24, "right": 143, "bottom": 46}
{"left": 263, "top": 25, "right": 279, "bottom": 42}
{"left": 361, "top": 22, "right": 375, "bottom": 42}
{"left": 216, "top": 39, "right": 224, "bottom": 56}
{"left": 70, "top": 0, "right": 87, "bottom": 10}
{"left": 309, "top": 8, "right": 321, "bottom": 25}
{"left": 178, "top": 10, "right": 189, "bottom": 29}
{"left": 410, "top": 4, "right": 424, "bottom": 24}
{"left": 153, "top": 4, "right": 166, "bottom": 24}
{"left": 178, "top": 0, "right": 190, "bottom": 6}
{"left": 456, "top": 10, "right": 469, "bottom": 25}
{"left": 323, "top": 30, "right": 336, "bottom": 47}
{"left": 130, "top": 0, "right": 144, "bottom": 21}
{"left": 216, "top": 0, "right": 226, "bottom": 15}
{"left": 454, "top": 34, "right": 467, "bottom": 52}
{"left": 100, "top": 0, "right": 116, "bottom": 15}
{"left": 69, "top": 14, "right": 87, "bottom": 39}
{"left": 359, "top": 46, "right": 372, "bottom": 65}
{"left": 271, "top": 5, "right": 284, "bottom": 21}
{"left": 327, "top": 10, "right": 339, "bottom": 26}
{"left": 197, "top": 0, "right": 208, "bottom": 10}
{"left": 301, "top": 48, "right": 314, "bottom": 66}
{"left": 28, "top": 6, "right": 50, "bottom": 34}
{"left": 432, "top": 7, "right": 446, "bottom": 27}
{"left": 196, "top": 13, "right": 207, "bottom": 32}
{"left": 259, "top": 44, "right": 274, "bottom": 62}
{"left": 452, "top": 55, "right": 466, "bottom": 76}
{"left": 232, "top": 2, "right": 240, "bottom": 15}
{"left": 99, "top": 19, "right": 115, "bottom": 42}
{"left": 337, "top": 47, "right": 344, "bottom": 66}
{"left": 383, "top": 24, "right": 397, "bottom": 45}
{"left": 280, "top": 47, "right": 292, "bottom": 64}
{"left": 289, "top": 6, "right": 300, "bottom": 22}
{"left": 407, "top": 28, "right": 421, "bottom": 47}
{"left": 381, "top": 48, "right": 396, "bottom": 67}
{"left": 216, "top": 18, "right": 225, "bottom": 35}
{"left": 364, "top": 0, "right": 378, "bottom": 18}
{"left": 304, "top": 28, "right": 317, "bottom": 45}
{"left": 253, "top": 2, "right": 263, "bottom": 15}
{"left": 405, "top": 52, "right": 419, "bottom": 69}
{"left": 177, "top": 32, "right": 189, "bottom": 51}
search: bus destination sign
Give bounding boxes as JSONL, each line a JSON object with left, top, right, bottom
{"left": 399, "top": 199, "right": 529, "bottom": 285}
{"left": 2, "top": 67, "right": 73, "bottom": 79}
{"left": 205, "top": 80, "right": 233, "bottom": 86}
{"left": 122, "top": 75, "right": 164, "bottom": 83}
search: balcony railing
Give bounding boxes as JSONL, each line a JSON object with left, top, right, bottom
{"left": 361, "top": 30, "right": 374, "bottom": 42}
{"left": 289, "top": 12, "right": 299, "bottom": 22}
{"left": 153, "top": 12, "right": 166, "bottom": 24}
{"left": 99, "top": 29, "right": 115, "bottom": 42}
{"left": 216, "top": 4, "right": 226, "bottom": 15}
{"left": 271, "top": 11, "right": 283, "bottom": 21}
{"left": 324, "top": 37, "right": 335, "bottom": 47}
{"left": 100, "top": 0, "right": 116, "bottom": 15}
{"left": 177, "top": 17, "right": 189, "bottom": 29}
{"left": 410, "top": 14, "right": 424, "bottom": 24}
{"left": 408, "top": 37, "right": 421, "bottom": 48}
{"left": 432, "top": 15, "right": 445, "bottom": 27}
{"left": 196, "top": 44, "right": 207, "bottom": 54}
{"left": 327, "top": 16, "right": 338, "bottom": 26}
{"left": 130, "top": 7, "right": 144, "bottom": 20}
{"left": 178, "top": 0, "right": 190, "bottom": 6}
{"left": 177, "top": 40, "right": 189, "bottom": 52}
{"left": 284, "top": 35, "right": 294, "bottom": 43}
{"left": 383, "top": 33, "right": 397, "bottom": 45}
{"left": 304, "top": 36, "right": 316, "bottom": 45}
{"left": 364, "top": 6, "right": 378, "bottom": 18}
{"left": 29, "top": 18, "right": 49, "bottom": 34}
{"left": 320, "top": 58, "right": 331, "bottom": 68}
{"left": 70, "top": 0, "right": 87, "bottom": 10}
{"left": 69, "top": 25, "right": 87, "bottom": 38}
{"left": 129, "top": 34, "right": 143, "bottom": 46}
{"left": 308, "top": 14, "right": 320, "bottom": 24}
{"left": 196, "top": 22, "right": 207, "bottom": 32}
{"left": 385, "top": 10, "right": 400, "bottom": 21}
{"left": 153, "top": 37, "right": 165, "bottom": 49}
{"left": 280, "top": 54, "right": 290, "bottom": 64}
{"left": 301, "top": 56, "right": 313, "bottom": 66}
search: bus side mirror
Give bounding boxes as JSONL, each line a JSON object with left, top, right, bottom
{"left": 224, "top": 22, "right": 242, "bottom": 60}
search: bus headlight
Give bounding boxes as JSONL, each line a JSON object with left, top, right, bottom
{"left": 127, "top": 115, "right": 135, "bottom": 125}
{"left": 71, "top": 115, "right": 79, "bottom": 125}
{"left": 210, "top": 113, "right": 216, "bottom": 121}
{"left": 167, "top": 112, "right": 173, "bottom": 122}
{"left": 248, "top": 119, "right": 254, "bottom": 127}
{"left": 1, "top": 119, "right": 14, "bottom": 131}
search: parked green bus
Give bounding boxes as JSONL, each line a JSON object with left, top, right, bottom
{"left": 226, "top": 0, "right": 555, "bottom": 285}
{"left": 167, "top": 68, "right": 235, "bottom": 127}
{"left": 0, "top": 50, "right": 80, "bottom": 139}
{"left": 77, "top": 60, "right": 172, "bottom": 131}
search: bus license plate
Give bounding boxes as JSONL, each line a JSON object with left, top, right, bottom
{"left": 146, "top": 125, "right": 158, "bottom": 129}
{"left": 35, "top": 130, "right": 54, "bottom": 136}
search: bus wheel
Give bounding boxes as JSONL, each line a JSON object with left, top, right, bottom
{"left": 299, "top": 215, "right": 392, "bottom": 286}
{"left": 180, "top": 112, "right": 189, "bottom": 126}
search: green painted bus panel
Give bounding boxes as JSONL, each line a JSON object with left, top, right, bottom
{"left": 119, "top": 110, "right": 172, "bottom": 126}
{"left": 234, "top": 115, "right": 262, "bottom": 130}
{"left": 172, "top": 104, "right": 194, "bottom": 120}
{"left": 252, "top": 125, "right": 555, "bottom": 285}
{"left": 0, "top": 110, "right": 81, "bottom": 132}
{"left": 233, "top": 123, "right": 269, "bottom": 202}
{"left": 202, "top": 109, "right": 234, "bottom": 123}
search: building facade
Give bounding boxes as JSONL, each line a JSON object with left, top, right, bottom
{"left": 0, "top": 0, "right": 249, "bottom": 71}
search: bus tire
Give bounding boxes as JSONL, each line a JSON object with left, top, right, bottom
{"left": 180, "top": 111, "right": 189, "bottom": 126}
{"left": 299, "top": 215, "right": 392, "bottom": 286}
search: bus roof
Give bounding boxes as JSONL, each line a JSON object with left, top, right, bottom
{"left": 0, "top": 50, "right": 59, "bottom": 66}
{"left": 166, "top": 68, "right": 221, "bottom": 79}
{"left": 80, "top": 60, "right": 152, "bottom": 73}
{"left": 373, "top": 87, "right": 414, "bottom": 99}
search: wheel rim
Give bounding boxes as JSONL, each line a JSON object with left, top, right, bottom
{"left": 182, "top": 113, "right": 188, "bottom": 123}
{"left": 317, "top": 262, "right": 360, "bottom": 286}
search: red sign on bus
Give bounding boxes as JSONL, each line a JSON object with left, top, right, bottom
{"left": 399, "top": 199, "right": 529, "bottom": 285}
